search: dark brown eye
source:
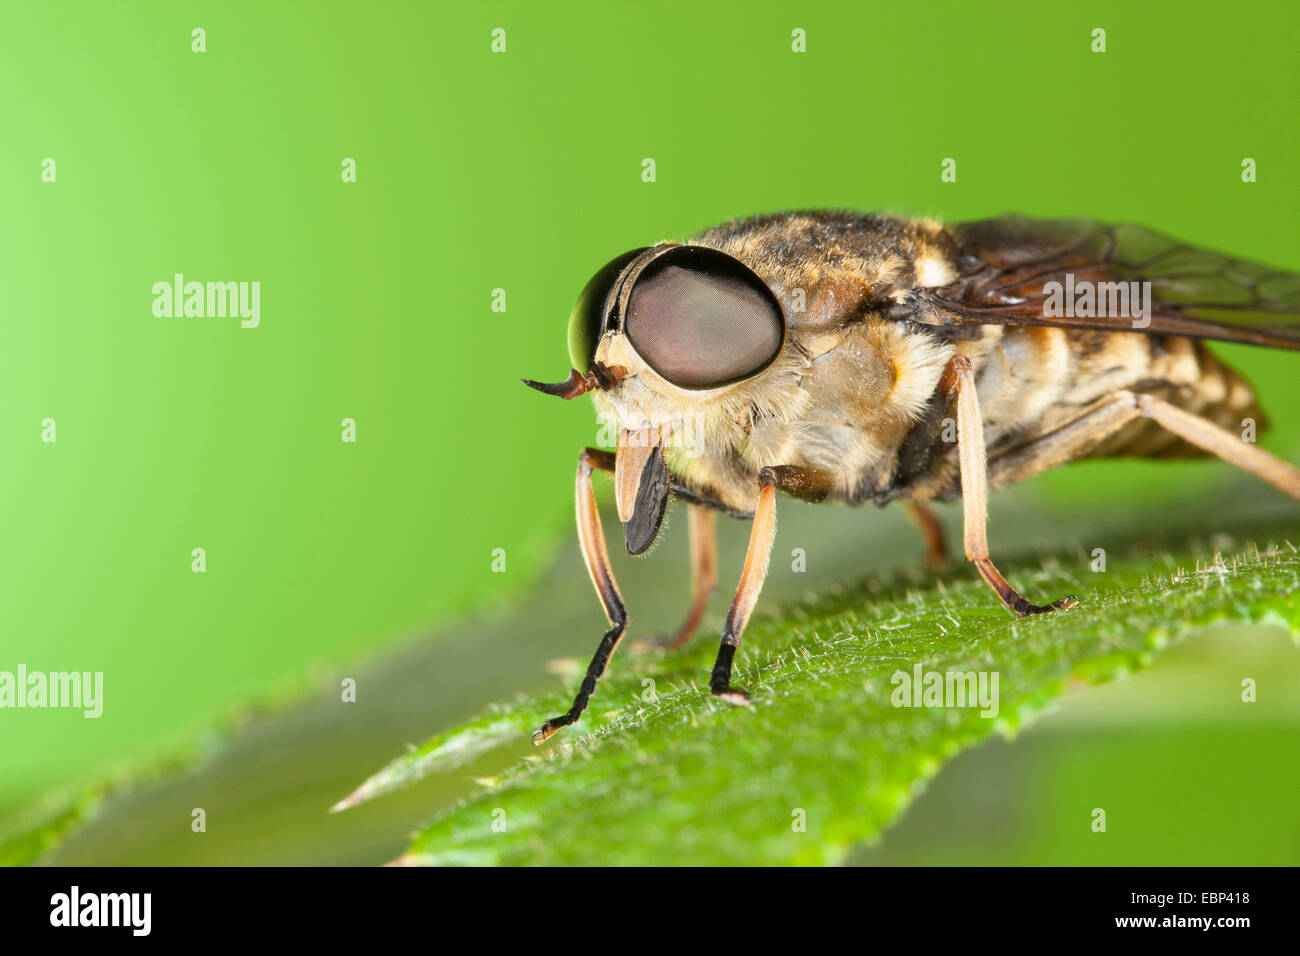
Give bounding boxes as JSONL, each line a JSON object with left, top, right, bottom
{"left": 624, "top": 247, "right": 784, "bottom": 389}
{"left": 567, "top": 248, "right": 647, "bottom": 371}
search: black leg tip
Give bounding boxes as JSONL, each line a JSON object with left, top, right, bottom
{"left": 531, "top": 717, "right": 569, "bottom": 745}
{"left": 1013, "top": 594, "right": 1081, "bottom": 617}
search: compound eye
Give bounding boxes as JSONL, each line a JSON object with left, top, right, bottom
{"left": 567, "top": 249, "right": 646, "bottom": 372}
{"left": 624, "top": 247, "right": 784, "bottom": 389}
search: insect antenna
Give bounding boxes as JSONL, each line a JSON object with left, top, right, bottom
{"left": 521, "top": 364, "right": 624, "bottom": 398}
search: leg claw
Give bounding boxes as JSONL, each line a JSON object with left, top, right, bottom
{"left": 712, "top": 685, "right": 753, "bottom": 707}
{"left": 1014, "top": 594, "right": 1081, "bottom": 616}
{"left": 531, "top": 717, "right": 568, "bottom": 745}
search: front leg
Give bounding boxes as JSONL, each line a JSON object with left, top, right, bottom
{"left": 532, "top": 448, "right": 629, "bottom": 744}
{"left": 710, "top": 465, "right": 830, "bottom": 703}
{"left": 583, "top": 452, "right": 724, "bottom": 652}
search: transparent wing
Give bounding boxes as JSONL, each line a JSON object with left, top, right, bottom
{"left": 890, "top": 217, "right": 1300, "bottom": 350}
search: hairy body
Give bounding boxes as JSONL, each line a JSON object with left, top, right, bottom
{"left": 592, "top": 212, "right": 1262, "bottom": 517}
{"left": 527, "top": 209, "right": 1300, "bottom": 742}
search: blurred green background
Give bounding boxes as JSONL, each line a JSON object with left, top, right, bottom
{"left": 2, "top": 0, "right": 1298, "bottom": 864}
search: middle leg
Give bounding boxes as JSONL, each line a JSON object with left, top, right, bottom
{"left": 948, "top": 356, "right": 1080, "bottom": 617}
{"left": 902, "top": 499, "right": 949, "bottom": 570}
{"left": 633, "top": 502, "right": 719, "bottom": 650}
{"left": 666, "top": 504, "right": 718, "bottom": 648}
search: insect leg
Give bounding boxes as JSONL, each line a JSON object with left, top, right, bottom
{"left": 710, "top": 468, "right": 779, "bottom": 704}
{"left": 984, "top": 390, "right": 1300, "bottom": 501}
{"left": 662, "top": 504, "right": 718, "bottom": 648}
{"left": 1131, "top": 394, "right": 1300, "bottom": 499}
{"left": 901, "top": 499, "right": 949, "bottom": 569}
{"left": 985, "top": 393, "right": 1144, "bottom": 488}
{"left": 949, "top": 356, "right": 1080, "bottom": 617}
{"left": 532, "top": 448, "right": 629, "bottom": 744}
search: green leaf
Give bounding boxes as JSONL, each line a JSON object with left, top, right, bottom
{"left": 330, "top": 708, "right": 540, "bottom": 812}
{"left": 343, "top": 530, "right": 1300, "bottom": 866}
{"left": 0, "top": 787, "right": 104, "bottom": 867}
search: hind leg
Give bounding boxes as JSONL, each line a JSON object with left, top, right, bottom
{"left": 953, "top": 375, "right": 1300, "bottom": 618}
